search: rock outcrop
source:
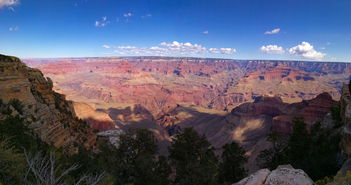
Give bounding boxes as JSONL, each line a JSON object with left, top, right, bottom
{"left": 72, "top": 102, "right": 116, "bottom": 131}
{"left": 233, "top": 165, "right": 314, "bottom": 185}
{"left": 0, "top": 54, "right": 96, "bottom": 153}
{"left": 340, "top": 83, "right": 351, "bottom": 156}
{"left": 157, "top": 93, "right": 336, "bottom": 172}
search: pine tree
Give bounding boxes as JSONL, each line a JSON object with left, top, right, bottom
{"left": 168, "top": 127, "right": 218, "bottom": 185}
{"left": 112, "top": 128, "right": 171, "bottom": 185}
{"left": 218, "top": 141, "right": 247, "bottom": 185}
{"left": 285, "top": 118, "right": 311, "bottom": 169}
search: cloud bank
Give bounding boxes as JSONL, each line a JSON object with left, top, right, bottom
{"left": 260, "top": 45, "right": 284, "bottom": 54}
{"left": 0, "top": 0, "right": 19, "bottom": 8}
{"left": 102, "top": 41, "right": 236, "bottom": 56}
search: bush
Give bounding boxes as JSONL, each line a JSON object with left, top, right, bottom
{"left": 99, "top": 128, "right": 171, "bottom": 185}
{"left": 0, "top": 140, "right": 26, "bottom": 185}
{"left": 8, "top": 98, "right": 24, "bottom": 114}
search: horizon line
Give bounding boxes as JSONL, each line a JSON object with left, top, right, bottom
{"left": 20, "top": 55, "right": 351, "bottom": 64}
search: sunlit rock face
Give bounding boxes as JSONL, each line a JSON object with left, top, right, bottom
{"left": 272, "top": 92, "right": 337, "bottom": 134}
{"left": 25, "top": 57, "right": 351, "bottom": 119}
{"left": 233, "top": 165, "right": 314, "bottom": 185}
{"left": 0, "top": 55, "right": 96, "bottom": 153}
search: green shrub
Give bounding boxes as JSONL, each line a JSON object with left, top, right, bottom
{"left": 0, "top": 140, "right": 26, "bottom": 184}
{"left": 8, "top": 99, "right": 24, "bottom": 114}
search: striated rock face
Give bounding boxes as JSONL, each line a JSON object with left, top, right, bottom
{"left": 233, "top": 165, "right": 314, "bottom": 185}
{"left": 0, "top": 54, "right": 96, "bottom": 153}
{"left": 157, "top": 93, "right": 336, "bottom": 172}
{"left": 273, "top": 92, "right": 337, "bottom": 133}
{"left": 334, "top": 83, "right": 351, "bottom": 184}
{"left": 24, "top": 57, "right": 351, "bottom": 118}
{"left": 340, "top": 83, "right": 351, "bottom": 156}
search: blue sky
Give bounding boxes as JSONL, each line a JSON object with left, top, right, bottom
{"left": 0, "top": 0, "right": 350, "bottom": 61}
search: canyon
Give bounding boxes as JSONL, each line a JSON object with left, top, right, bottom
{"left": 24, "top": 57, "right": 351, "bottom": 128}
{"left": 23, "top": 57, "right": 350, "bottom": 171}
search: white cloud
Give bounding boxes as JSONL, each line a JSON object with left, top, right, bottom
{"left": 123, "top": 12, "right": 133, "bottom": 17}
{"left": 117, "top": 46, "right": 138, "bottom": 50}
{"left": 219, "top": 48, "right": 236, "bottom": 54}
{"left": 159, "top": 41, "right": 207, "bottom": 54}
{"left": 260, "top": 45, "right": 284, "bottom": 54}
{"left": 288, "top": 41, "right": 326, "bottom": 60}
{"left": 102, "top": 45, "right": 111, "bottom": 49}
{"left": 102, "top": 41, "right": 237, "bottom": 56}
{"left": 209, "top": 48, "right": 236, "bottom": 54}
{"left": 8, "top": 26, "right": 18, "bottom": 31}
{"left": 264, "top": 28, "right": 280, "bottom": 35}
{"left": 208, "top": 48, "right": 219, "bottom": 53}
{"left": 141, "top": 14, "right": 152, "bottom": 18}
{"left": 203, "top": 30, "right": 209, "bottom": 35}
{"left": 95, "top": 16, "right": 109, "bottom": 27}
{"left": 0, "top": 0, "right": 19, "bottom": 8}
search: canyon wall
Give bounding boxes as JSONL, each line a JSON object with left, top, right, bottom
{"left": 25, "top": 57, "right": 351, "bottom": 118}
{"left": 0, "top": 55, "right": 96, "bottom": 153}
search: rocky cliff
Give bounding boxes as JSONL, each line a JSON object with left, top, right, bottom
{"left": 157, "top": 92, "right": 336, "bottom": 173}
{"left": 0, "top": 54, "right": 96, "bottom": 153}
{"left": 233, "top": 82, "right": 351, "bottom": 185}
{"left": 341, "top": 83, "right": 351, "bottom": 156}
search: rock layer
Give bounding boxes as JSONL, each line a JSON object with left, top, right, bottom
{"left": 24, "top": 57, "right": 351, "bottom": 117}
{"left": 0, "top": 54, "right": 96, "bottom": 153}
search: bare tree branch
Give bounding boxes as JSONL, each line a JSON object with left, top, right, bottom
{"left": 23, "top": 151, "right": 105, "bottom": 185}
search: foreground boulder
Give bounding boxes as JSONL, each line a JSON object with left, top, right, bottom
{"left": 233, "top": 165, "right": 315, "bottom": 185}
